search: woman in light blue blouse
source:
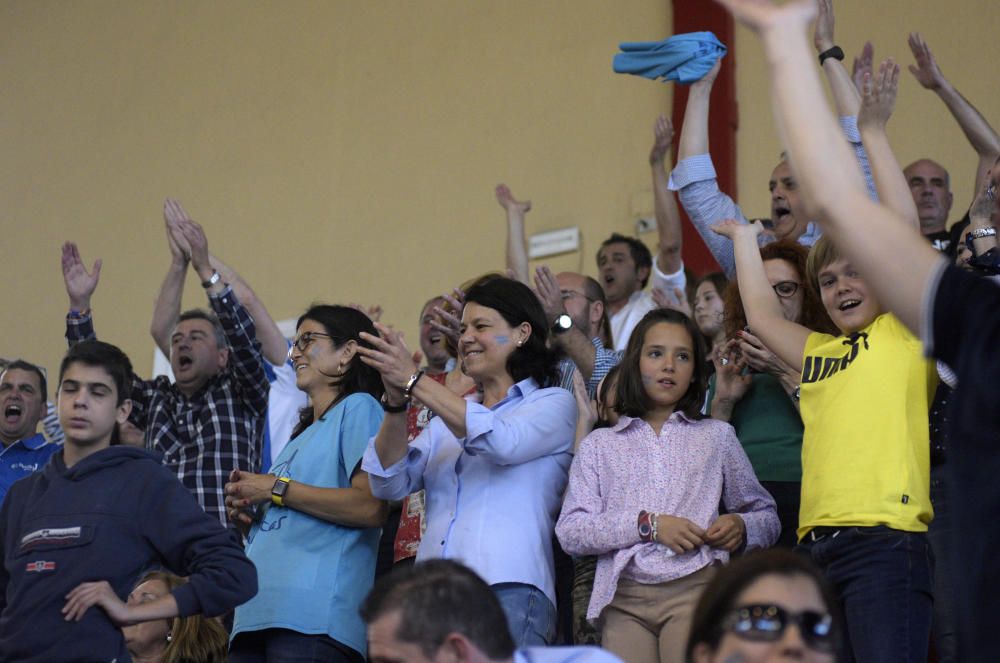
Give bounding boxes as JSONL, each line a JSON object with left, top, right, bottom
{"left": 358, "top": 277, "right": 577, "bottom": 647}
{"left": 225, "top": 305, "right": 387, "bottom": 663}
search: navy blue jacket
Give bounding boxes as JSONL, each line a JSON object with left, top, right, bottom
{"left": 0, "top": 446, "right": 257, "bottom": 662}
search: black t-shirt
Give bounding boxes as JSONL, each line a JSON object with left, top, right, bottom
{"left": 930, "top": 264, "right": 1000, "bottom": 662}
{"left": 925, "top": 228, "right": 952, "bottom": 254}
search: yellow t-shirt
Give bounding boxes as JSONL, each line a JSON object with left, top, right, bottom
{"left": 797, "top": 313, "right": 937, "bottom": 540}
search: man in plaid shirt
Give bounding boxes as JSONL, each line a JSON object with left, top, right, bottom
{"left": 60, "top": 202, "right": 268, "bottom": 529}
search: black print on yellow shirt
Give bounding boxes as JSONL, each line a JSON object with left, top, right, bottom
{"left": 801, "top": 332, "right": 870, "bottom": 384}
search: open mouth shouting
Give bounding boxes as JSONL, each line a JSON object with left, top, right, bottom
{"left": 838, "top": 298, "right": 862, "bottom": 312}
{"left": 772, "top": 204, "right": 792, "bottom": 228}
{"left": 3, "top": 403, "right": 23, "bottom": 426}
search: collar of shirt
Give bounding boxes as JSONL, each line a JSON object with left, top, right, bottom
{"left": 612, "top": 411, "right": 696, "bottom": 433}
{"left": 12, "top": 432, "right": 48, "bottom": 450}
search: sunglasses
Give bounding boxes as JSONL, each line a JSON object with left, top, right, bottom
{"left": 722, "top": 604, "right": 835, "bottom": 652}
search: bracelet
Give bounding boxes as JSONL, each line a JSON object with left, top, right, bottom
{"left": 201, "top": 270, "right": 222, "bottom": 289}
{"left": 818, "top": 45, "right": 845, "bottom": 66}
{"left": 404, "top": 370, "right": 425, "bottom": 400}
{"left": 380, "top": 392, "right": 409, "bottom": 414}
{"left": 968, "top": 226, "right": 997, "bottom": 241}
{"left": 68, "top": 308, "right": 91, "bottom": 319}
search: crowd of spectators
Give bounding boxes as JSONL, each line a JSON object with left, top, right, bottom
{"left": 2, "top": 1, "right": 999, "bottom": 661}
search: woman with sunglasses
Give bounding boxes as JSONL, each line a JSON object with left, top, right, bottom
{"left": 357, "top": 276, "right": 576, "bottom": 647}
{"left": 225, "top": 305, "right": 387, "bottom": 663}
{"left": 686, "top": 548, "right": 841, "bottom": 662}
{"left": 709, "top": 240, "right": 836, "bottom": 547}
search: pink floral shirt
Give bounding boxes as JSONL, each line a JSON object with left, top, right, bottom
{"left": 556, "top": 412, "right": 779, "bottom": 619}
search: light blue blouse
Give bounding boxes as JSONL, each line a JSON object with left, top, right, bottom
{"left": 362, "top": 378, "right": 576, "bottom": 606}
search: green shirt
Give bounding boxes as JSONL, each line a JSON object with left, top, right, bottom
{"left": 708, "top": 372, "right": 803, "bottom": 482}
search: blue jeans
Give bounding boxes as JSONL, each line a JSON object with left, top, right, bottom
{"left": 798, "top": 526, "right": 932, "bottom": 663}
{"left": 493, "top": 582, "right": 557, "bottom": 647}
{"left": 229, "top": 628, "right": 365, "bottom": 663}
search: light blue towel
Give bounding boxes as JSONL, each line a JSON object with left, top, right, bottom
{"left": 613, "top": 31, "right": 727, "bottom": 85}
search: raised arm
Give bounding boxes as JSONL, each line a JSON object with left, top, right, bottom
{"left": 711, "top": 220, "right": 811, "bottom": 370}
{"left": 858, "top": 59, "right": 919, "bottom": 229}
{"left": 813, "top": 0, "right": 860, "bottom": 117}
{"left": 61, "top": 242, "right": 101, "bottom": 314}
{"left": 908, "top": 32, "right": 1000, "bottom": 195}
{"left": 209, "top": 254, "right": 288, "bottom": 366}
{"left": 672, "top": 58, "right": 746, "bottom": 279}
{"left": 715, "top": 0, "right": 940, "bottom": 334}
{"left": 534, "top": 265, "right": 597, "bottom": 381}
{"left": 495, "top": 184, "right": 531, "bottom": 285}
{"left": 650, "top": 115, "right": 683, "bottom": 275}
{"left": 150, "top": 200, "right": 192, "bottom": 356}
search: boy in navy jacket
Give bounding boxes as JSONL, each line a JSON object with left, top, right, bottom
{"left": 0, "top": 340, "right": 257, "bottom": 662}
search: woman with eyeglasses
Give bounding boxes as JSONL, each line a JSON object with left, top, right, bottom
{"left": 708, "top": 240, "right": 836, "bottom": 548}
{"left": 224, "top": 305, "right": 387, "bottom": 663}
{"left": 686, "top": 548, "right": 841, "bottom": 662}
{"left": 357, "top": 276, "right": 576, "bottom": 647}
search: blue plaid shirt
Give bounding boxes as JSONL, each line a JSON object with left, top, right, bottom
{"left": 66, "top": 285, "right": 269, "bottom": 527}
{"left": 557, "top": 337, "right": 623, "bottom": 398}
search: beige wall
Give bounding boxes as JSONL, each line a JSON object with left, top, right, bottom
{"left": 3, "top": 1, "right": 672, "bottom": 379}
{"left": 3, "top": 0, "right": 998, "bottom": 385}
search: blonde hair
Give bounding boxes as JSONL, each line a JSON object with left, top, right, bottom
{"left": 136, "top": 571, "right": 229, "bottom": 663}
{"left": 805, "top": 234, "right": 843, "bottom": 297}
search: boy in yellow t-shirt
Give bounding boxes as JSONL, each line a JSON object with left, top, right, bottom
{"left": 713, "top": 223, "right": 935, "bottom": 662}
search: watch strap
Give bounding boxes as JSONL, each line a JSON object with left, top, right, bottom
{"left": 271, "top": 477, "right": 291, "bottom": 507}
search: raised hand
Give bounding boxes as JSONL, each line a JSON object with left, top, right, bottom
{"left": 969, "top": 180, "right": 998, "bottom": 226}
{"left": 649, "top": 115, "right": 674, "bottom": 166}
{"left": 533, "top": 265, "right": 566, "bottom": 324}
{"left": 736, "top": 329, "right": 796, "bottom": 379}
{"left": 654, "top": 514, "right": 706, "bottom": 554}
{"left": 177, "top": 219, "right": 211, "bottom": 276}
{"left": 712, "top": 338, "right": 752, "bottom": 406}
{"left": 703, "top": 513, "right": 746, "bottom": 552}
{"left": 813, "top": 0, "right": 835, "bottom": 53}
{"left": 907, "top": 32, "right": 946, "bottom": 91}
{"left": 714, "top": 0, "right": 817, "bottom": 35}
{"left": 61, "top": 242, "right": 102, "bottom": 310}
{"left": 495, "top": 184, "right": 531, "bottom": 215}
{"left": 710, "top": 218, "right": 763, "bottom": 242}
{"left": 163, "top": 198, "right": 192, "bottom": 263}
{"left": 429, "top": 288, "right": 465, "bottom": 349}
{"left": 858, "top": 58, "right": 900, "bottom": 131}
{"left": 357, "top": 322, "right": 419, "bottom": 399}
{"left": 852, "top": 41, "right": 874, "bottom": 94}
{"left": 652, "top": 286, "right": 692, "bottom": 318}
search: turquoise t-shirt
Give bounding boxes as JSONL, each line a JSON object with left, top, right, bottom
{"left": 232, "top": 392, "right": 384, "bottom": 656}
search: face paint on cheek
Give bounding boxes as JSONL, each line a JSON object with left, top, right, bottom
{"left": 494, "top": 335, "right": 509, "bottom": 345}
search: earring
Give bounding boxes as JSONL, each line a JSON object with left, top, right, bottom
{"left": 166, "top": 631, "right": 173, "bottom": 643}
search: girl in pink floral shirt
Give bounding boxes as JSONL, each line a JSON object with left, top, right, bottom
{"left": 556, "top": 309, "right": 779, "bottom": 663}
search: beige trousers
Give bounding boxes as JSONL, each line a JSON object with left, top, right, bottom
{"left": 600, "top": 564, "right": 717, "bottom": 663}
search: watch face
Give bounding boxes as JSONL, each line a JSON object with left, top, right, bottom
{"left": 273, "top": 479, "right": 290, "bottom": 497}
{"left": 554, "top": 314, "right": 572, "bottom": 332}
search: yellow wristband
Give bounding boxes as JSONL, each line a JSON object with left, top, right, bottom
{"left": 271, "top": 477, "right": 291, "bottom": 507}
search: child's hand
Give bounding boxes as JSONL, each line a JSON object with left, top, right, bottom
{"left": 704, "top": 514, "right": 746, "bottom": 552}
{"left": 654, "top": 515, "right": 706, "bottom": 553}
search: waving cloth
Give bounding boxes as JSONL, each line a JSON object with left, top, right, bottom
{"left": 613, "top": 31, "right": 727, "bottom": 84}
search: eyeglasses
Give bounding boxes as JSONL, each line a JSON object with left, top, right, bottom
{"left": 288, "top": 332, "right": 334, "bottom": 359}
{"left": 722, "top": 604, "right": 835, "bottom": 652}
{"left": 771, "top": 281, "right": 801, "bottom": 299}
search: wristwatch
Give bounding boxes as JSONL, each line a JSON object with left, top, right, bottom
{"left": 552, "top": 314, "right": 572, "bottom": 335}
{"left": 271, "top": 477, "right": 291, "bottom": 507}
{"left": 201, "top": 270, "right": 222, "bottom": 289}
{"left": 380, "top": 392, "right": 409, "bottom": 414}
